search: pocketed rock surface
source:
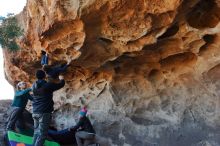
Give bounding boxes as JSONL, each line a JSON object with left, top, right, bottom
{"left": 2, "top": 0, "right": 220, "bottom": 145}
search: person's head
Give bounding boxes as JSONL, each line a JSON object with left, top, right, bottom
{"left": 17, "top": 81, "right": 27, "bottom": 90}
{"left": 36, "top": 70, "right": 46, "bottom": 80}
{"left": 42, "top": 64, "right": 51, "bottom": 73}
{"left": 78, "top": 108, "right": 87, "bottom": 118}
{"left": 41, "top": 50, "right": 46, "bottom": 55}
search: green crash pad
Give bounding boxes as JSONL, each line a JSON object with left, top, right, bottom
{"left": 7, "top": 131, "right": 60, "bottom": 146}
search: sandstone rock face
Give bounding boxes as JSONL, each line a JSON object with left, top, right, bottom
{"left": 3, "top": 0, "right": 220, "bottom": 145}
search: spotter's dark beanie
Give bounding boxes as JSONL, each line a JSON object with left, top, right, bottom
{"left": 36, "top": 70, "right": 46, "bottom": 79}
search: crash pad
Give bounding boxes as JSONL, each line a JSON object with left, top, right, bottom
{"left": 7, "top": 131, "right": 60, "bottom": 146}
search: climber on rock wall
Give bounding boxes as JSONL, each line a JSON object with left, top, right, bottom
{"left": 32, "top": 70, "right": 65, "bottom": 146}
{"left": 40, "top": 50, "right": 49, "bottom": 66}
{"left": 69, "top": 108, "right": 98, "bottom": 146}
{"left": 47, "top": 107, "right": 88, "bottom": 145}
{"left": 42, "top": 58, "right": 72, "bottom": 81}
{"left": 6, "top": 81, "right": 33, "bottom": 131}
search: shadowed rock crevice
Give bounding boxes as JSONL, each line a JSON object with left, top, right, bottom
{"left": 158, "top": 24, "right": 179, "bottom": 40}
{"left": 187, "top": 0, "right": 220, "bottom": 29}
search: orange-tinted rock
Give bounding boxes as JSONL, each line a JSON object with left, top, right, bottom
{"left": 3, "top": 0, "right": 220, "bottom": 145}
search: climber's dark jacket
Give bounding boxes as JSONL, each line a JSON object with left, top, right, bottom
{"left": 32, "top": 79, "right": 65, "bottom": 113}
{"left": 70, "top": 116, "right": 95, "bottom": 134}
{"left": 48, "top": 128, "right": 77, "bottom": 144}
{"left": 46, "top": 64, "right": 70, "bottom": 79}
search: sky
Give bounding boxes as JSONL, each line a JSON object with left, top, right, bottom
{"left": 0, "top": 0, "right": 26, "bottom": 17}
{"left": 0, "top": 0, "right": 27, "bottom": 99}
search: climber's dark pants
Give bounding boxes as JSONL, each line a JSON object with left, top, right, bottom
{"left": 75, "top": 131, "right": 96, "bottom": 146}
{"left": 32, "top": 113, "right": 51, "bottom": 146}
{"left": 6, "top": 107, "right": 25, "bottom": 131}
